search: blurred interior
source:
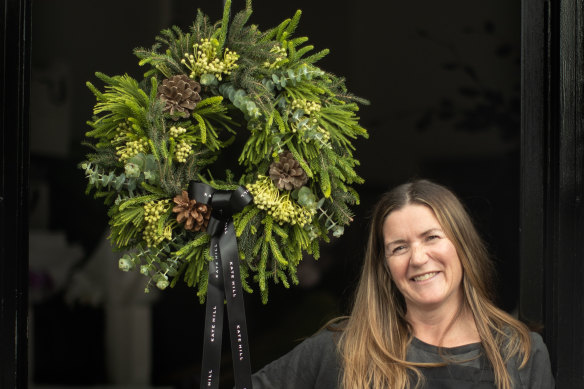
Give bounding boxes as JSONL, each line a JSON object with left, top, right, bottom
{"left": 28, "top": 0, "right": 520, "bottom": 387}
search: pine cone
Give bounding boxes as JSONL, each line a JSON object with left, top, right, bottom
{"left": 172, "top": 190, "right": 212, "bottom": 232}
{"left": 269, "top": 151, "right": 308, "bottom": 190}
{"left": 157, "top": 75, "right": 202, "bottom": 119}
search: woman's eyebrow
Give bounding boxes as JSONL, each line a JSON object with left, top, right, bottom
{"left": 385, "top": 228, "right": 443, "bottom": 246}
{"left": 385, "top": 238, "right": 406, "bottom": 247}
{"left": 420, "top": 228, "right": 442, "bottom": 237}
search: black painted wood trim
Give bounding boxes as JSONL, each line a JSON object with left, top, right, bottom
{"left": 520, "top": 0, "right": 547, "bottom": 327}
{"left": 521, "top": 0, "right": 584, "bottom": 385}
{"left": 0, "top": 0, "right": 31, "bottom": 388}
{"left": 551, "top": 0, "right": 584, "bottom": 385}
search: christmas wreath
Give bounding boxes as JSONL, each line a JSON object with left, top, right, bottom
{"left": 80, "top": 0, "right": 369, "bottom": 304}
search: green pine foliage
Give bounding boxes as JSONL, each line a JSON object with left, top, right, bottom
{"left": 80, "top": 0, "right": 369, "bottom": 303}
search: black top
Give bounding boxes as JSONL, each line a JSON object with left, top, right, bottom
{"left": 251, "top": 329, "right": 554, "bottom": 388}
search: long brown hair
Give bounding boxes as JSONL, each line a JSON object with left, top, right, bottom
{"left": 338, "top": 180, "right": 531, "bottom": 389}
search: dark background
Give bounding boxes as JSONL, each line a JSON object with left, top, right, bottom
{"left": 27, "top": 0, "right": 520, "bottom": 388}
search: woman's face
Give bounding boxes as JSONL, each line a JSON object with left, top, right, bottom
{"left": 383, "top": 204, "right": 464, "bottom": 314}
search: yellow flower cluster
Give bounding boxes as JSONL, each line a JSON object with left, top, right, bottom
{"left": 181, "top": 38, "right": 239, "bottom": 81}
{"left": 175, "top": 140, "right": 193, "bottom": 163}
{"left": 168, "top": 126, "right": 191, "bottom": 162}
{"left": 263, "top": 44, "right": 288, "bottom": 69}
{"left": 315, "top": 126, "right": 331, "bottom": 144}
{"left": 116, "top": 120, "right": 131, "bottom": 133}
{"left": 143, "top": 199, "right": 171, "bottom": 247}
{"left": 291, "top": 98, "right": 321, "bottom": 115}
{"left": 169, "top": 125, "right": 186, "bottom": 138}
{"left": 247, "top": 176, "right": 314, "bottom": 227}
{"left": 289, "top": 99, "right": 330, "bottom": 144}
{"left": 115, "top": 134, "right": 149, "bottom": 162}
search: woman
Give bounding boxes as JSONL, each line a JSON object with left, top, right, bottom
{"left": 251, "top": 180, "right": 554, "bottom": 388}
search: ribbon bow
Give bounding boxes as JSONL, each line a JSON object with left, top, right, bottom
{"left": 189, "top": 181, "right": 254, "bottom": 389}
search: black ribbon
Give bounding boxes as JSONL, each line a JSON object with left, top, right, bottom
{"left": 189, "top": 181, "right": 254, "bottom": 389}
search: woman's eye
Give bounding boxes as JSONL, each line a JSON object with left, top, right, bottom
{"left": 427, "top": 235, "right": 440, "bottom": 241}
{"left": 392, "top": 245, "right": 406, "bottom": 254}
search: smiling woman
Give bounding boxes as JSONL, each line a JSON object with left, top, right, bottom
{"left": 335, "top": 180, "right": 552, "bottom": 389}
{"left": 248, "top": 180, "right": 555, "bottom": 389}
{"left": 383, "top": 203, "right": 467, "bottom": 342}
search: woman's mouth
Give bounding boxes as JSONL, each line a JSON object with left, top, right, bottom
{"left": 411, "top": 272, "right": 439, "bottom": 282}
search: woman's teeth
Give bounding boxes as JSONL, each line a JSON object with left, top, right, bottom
{"left": 413, "top": 272, "right": 438, "bottom": 282}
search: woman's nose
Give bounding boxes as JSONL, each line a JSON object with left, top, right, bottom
{"left": 409, "top": 244, "right": 428, "bottom": 266}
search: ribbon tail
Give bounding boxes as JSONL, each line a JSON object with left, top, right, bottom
{"left": 219, "top": 220, "right": 253, "bottom": 389}
{"left": 191, "top": 182, "right": 254, "bottom": 388}
{"left": 200, "top": 238, "right": 225, "bottom": 389}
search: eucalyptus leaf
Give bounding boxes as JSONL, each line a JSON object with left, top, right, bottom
{"left": 298, "top": 118, "right": 309, "bottom": 130}
{"left": 103, "top": 172, "right": 114, "bottom": 186}
{"left": 144, "top": 154, "right": 157, "bottom": 172}
{"left": 267, "top": 80, "right": 275, "bottom": 91}
{"left": 200, "top": 73, "right": 218, "bottom": 85}
{"left": 128, "top": 153, "right": 146, "bottom": 169}
{"left": 114, "top": 174, "right": 126, "bottom": 191}
{"left": 332, "top": 225, "right": 344, "bottom": 238}
{"left": 127, "top": 180, "right": 136, "bottom": 193}
{"left": 292, "top": 109, "right": 303, "bottom": 121}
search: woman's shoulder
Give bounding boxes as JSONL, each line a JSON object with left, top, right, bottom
{"left": 526, "top": 331, "right": 552, "bottom": 366}
{"left": 301, "top": 321, "right": 345, "bottom": 352}
{"left": 250, "top": 324, "right": 343, "bottom": 389}
{"left": 528, "top": 331, "right": 547, "bottom": 351}
{"left": 504, "top": 328, "right": 549, "bottom": 359}
{"left": 513, "top": 331, "right": 555, "bottom": 388}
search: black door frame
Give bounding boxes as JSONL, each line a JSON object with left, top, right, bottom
{"left": 2, "top": 0, "right": 583, "bottom": 387}
{"left": 520, "top": 0, "right": 584, "bottom": 386}
{"left": 0, "top": 0, "right": 31, "bottom": 388}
